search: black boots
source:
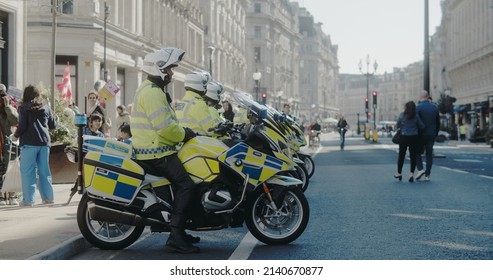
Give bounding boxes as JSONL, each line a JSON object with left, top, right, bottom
{"left": 165, "top": 229, "right": 200, "bottom": 254}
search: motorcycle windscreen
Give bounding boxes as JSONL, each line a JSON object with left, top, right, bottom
{"left": 84, "top": 152, "right": 145, "bottom": 204}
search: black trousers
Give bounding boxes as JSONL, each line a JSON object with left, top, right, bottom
{"left": 397, "top": 134, "right": 419, "bottom": 174}
{"left": 137, "top": 153, "right": 195, "bottom": 230}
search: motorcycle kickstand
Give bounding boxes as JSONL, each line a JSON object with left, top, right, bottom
{"left": 64, "top": 179, "right": 78, "bottom": 206}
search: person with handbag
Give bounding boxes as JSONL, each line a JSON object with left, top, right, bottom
{"left": 394, "top": 101, "right": 424, "bottom": 183}
{"left": 0, "top": 84, "right": 19, "bottom": 206}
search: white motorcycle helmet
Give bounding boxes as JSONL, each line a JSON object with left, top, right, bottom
{"left": 205, "top": 80, "right": 224, "bottom": 102}
{"left": 142, "top": 47, "right": 185, "bottom": 81}
{"left": 185, "top": 70, "right": 211, "bottom": 94}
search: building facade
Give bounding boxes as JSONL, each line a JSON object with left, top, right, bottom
{"left": 26, "top": 0, "right": 206, "bottom": 136}
{"left": 246, "top": 0, "right": 300, "bottom": 114}
{"left": 0, "top": 0, "right": 25, "bottom": 90}
{"left": 438, "top": 0, "right": 493, "bottom": 133}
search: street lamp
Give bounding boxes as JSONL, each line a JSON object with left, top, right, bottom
{"left": 207, "top": 46, "right": 215, "bottom": 78}
{"left": 358, "top": 54, "right": 378, "bottom": 123}
{"left": 103, "top": 1, "right": 110, "bottom": 81}
{"left": 253, "top": 71, "right": 262, "bottom": 102}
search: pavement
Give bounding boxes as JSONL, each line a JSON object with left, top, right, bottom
{"left": 0, "top": 183, "right": 91, "bottom": 260}
{"left": 0, "top": 132, "right": 490, "bottom": 260}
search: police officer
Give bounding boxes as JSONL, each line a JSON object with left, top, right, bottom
{"left": 204, "top": 80, "right": 224, "bottom": 122}
{"left": 175, "top": 71, "right": 221, "bottom": 135}
{"left": 131, "top": 48, "right": 199, "bottom": 254}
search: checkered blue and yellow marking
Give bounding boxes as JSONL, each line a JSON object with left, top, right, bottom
{"left": 218, "top": 142, "right": 289, "bottom": 186}
{"left": 84, "top": 152, "right": 144, "bottom": 203}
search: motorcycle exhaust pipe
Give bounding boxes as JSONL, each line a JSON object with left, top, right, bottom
{"left": 87, "top": 201, "right": 165, "bottom": 227}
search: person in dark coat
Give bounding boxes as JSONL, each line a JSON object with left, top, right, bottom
{"left": 13, "top": 85, "right": 56, "bottom": 206}
{"left": 415, "top": 90, "right": 440, "bottom": 181}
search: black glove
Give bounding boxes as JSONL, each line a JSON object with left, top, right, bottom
{"left": 183, "top": 127, "right": 196, "bottom": 143}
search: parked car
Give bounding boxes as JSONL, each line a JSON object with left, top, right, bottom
{"left": 436, "top": 130, "right": 450, "bottom": 143}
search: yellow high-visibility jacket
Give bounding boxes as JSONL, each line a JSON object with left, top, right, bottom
{"left": 233, "top": 107, "right": 249, "bottom": 125}
{"left": 130, "top": 80, "right": 185, "bottom": 160}
{"left": 175, "top": 90, "right": 220, "bottom": 135}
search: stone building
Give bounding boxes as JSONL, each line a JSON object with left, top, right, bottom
{"left": 438, "top": 0, "right": 493, "bottom": 133}
{"left": 26, "top": 0, "right": 206, "bottom": 136}
{"left": 246, "top": 0, "right": 300, "bottom": 114}
{"left": 0, "top": 0, "right": 25, "bottom": 89}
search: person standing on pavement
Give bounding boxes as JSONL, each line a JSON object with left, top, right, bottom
{"left": 221, "top": 100, "right": 234, "bottom": 122}
{"left": 131, "top": 47, "right": 199, "bottom": 254}
{"left": 394, "top": 101, "right": 424, "bottom": 182}
{"left": 115, "top": 105, "right": 130, "bottom": 138}
{"left": 415, "top": 90, "right": 440, "bottom": 181}
{"left": 12, "top": 85, "right": 56, "bottom": 206}
{"left": 87, "top": 90, "right": 108, "bottom": 134}
{"left": 83, "top": 113, "right": 105, "bottom": 137}
{"left": 0, "top": 85, "right": 19, "bottom": 206}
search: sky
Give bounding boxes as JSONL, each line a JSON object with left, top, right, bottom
{"left": 296, "top": 0, "right": 443, "bottom": 74}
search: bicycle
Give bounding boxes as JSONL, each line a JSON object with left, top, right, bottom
{"left": 309, "top": 130, "right": 321, "bottom": 148}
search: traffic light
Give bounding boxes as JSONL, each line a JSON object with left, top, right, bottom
{"left": 372, "top": 90, "right": 377, "bottom": 106}
{"left": 365, "top": 97, "right": 369, "bottom": 110}
{"left": 261, "top": 92, "right": 267, "bottom": 104}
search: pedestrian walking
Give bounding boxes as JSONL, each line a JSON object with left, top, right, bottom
{"left": 459, "top": 123, "right": 467, "bottom": 141}
{"left": 394, "top": 101, "right": 424, "bottom": 182}
{"left": 0, "top": 84, "right": 19, "bottom": 206}
{"left": 415, "top": 90, "right": 440, "bottom": 181}
{"left": 12, "top": 85, "right": 56, "bottom": 206}
{"left": 131, "top": 47, "right": 199, "bottom": 254}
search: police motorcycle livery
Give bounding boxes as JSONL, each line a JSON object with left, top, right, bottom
{"left": 68, "top": 94, "right": 309, "bottom": 250}
{"left": 230, "top": 95, "right": 311, "bottom": 192}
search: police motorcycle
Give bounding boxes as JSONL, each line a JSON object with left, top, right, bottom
{"left": 230, "top": 93, "right": 310, "bottom": 192}
{"left": 66, "top": 99, "right": 309, "bottom": 250}
{"left": 277, "top": 113, "right": 315, "bottom": 179}
{"left": 256, "top": 103, "right": 315, "bottom": 183}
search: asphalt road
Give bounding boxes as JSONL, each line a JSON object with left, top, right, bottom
{"left": 69, "top": 135, "right": 493, "bottom": 260}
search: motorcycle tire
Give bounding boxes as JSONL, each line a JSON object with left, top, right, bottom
{"left": 299, "top": 154, "right": 315, "bottom": 179}
{"left": 245, "top": 186, "right": 309, "bottom": 245}
{"left": 77, "top": 193, "right": 145, "bottom": 250}
{"left": 295, "top": 164, "right": 309, "bottom": 192}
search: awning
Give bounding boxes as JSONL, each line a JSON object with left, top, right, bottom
{"left": 453, "top": 105, "right": 465, "bottom": 113}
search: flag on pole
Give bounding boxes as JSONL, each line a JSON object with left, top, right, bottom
{"left": 56, "top": 62, "right": 73, "bottom": 105}
{"left": 98, "top": 80, "right": 120, "bottom": 103}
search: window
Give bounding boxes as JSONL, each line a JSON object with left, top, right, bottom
{"left": 254, "top": 47, "right": 261, "bottom": 63}
{"left": 61, "top": 0, "right": 73, "bottom": 14}
{"left": 254, "top": 3, "right": 261, "bottom": 13}
{"left": 254, "top": 26, "right": 261, "bottom": 39}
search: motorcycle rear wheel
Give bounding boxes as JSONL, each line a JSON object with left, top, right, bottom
{"left": 245, "top": 187, "right": 309, "bottom": 245}
{"left": 77, "top": 193, "right": 145, "bottom": 250}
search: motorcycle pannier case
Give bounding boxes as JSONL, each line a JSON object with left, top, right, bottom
{"left": 82, "top": 138, "right": 144, "bottom": 204}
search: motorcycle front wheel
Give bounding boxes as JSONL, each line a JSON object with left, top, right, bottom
{"left": 299, "top": 154, "right": 315, "bottom": 179}
{"left": 77, "top": 193, "right": 145, "bottom": 250}
{"left": 245, "top": 186, "right": 309, "bottom": 245}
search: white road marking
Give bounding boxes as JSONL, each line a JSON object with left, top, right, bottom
{"left": 426, "top": 208, "right": 481, "bottom": 214}
{"left": 453, "top": 159, "right": 482, "bottom": 163}
{"left": 419, "top": 241, "right": 489, "bottom": 251}
{"left": 390, "top": 213, "right": 435, "bottom": 220}
{"left": 228, "top": 232, "right": 258, "bottom": 260}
